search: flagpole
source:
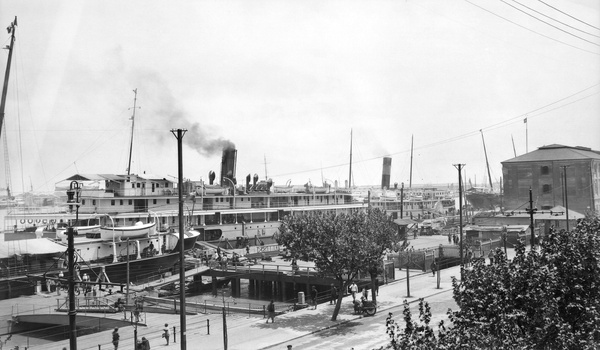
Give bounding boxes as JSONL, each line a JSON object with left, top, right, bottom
{"left": 524, "top": 117, "right": 528, "bottom": 153}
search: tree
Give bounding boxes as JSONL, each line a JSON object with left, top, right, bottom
{"left": 277, "top": 208, "right": 400, "bottom": 321}
{"left": 360, "top": 208, "right": 401, "bottom": 304}
{"left": 382, "top": 215, "right": 600, "bottom": 349}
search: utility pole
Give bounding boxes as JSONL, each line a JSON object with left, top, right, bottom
{"left": 66, "top": 181, "right": 82, "bottom": 350}
{"left": 400, "top": 182, "right": 404, "bottom": 219}
{"left": 171, "top": 129, "right": 188, "bottom": 350}
{"left": 406, "top": 251, "right": 411, "bottom": 298}
{"left": 562, "top": 166, "right": 570, "bottom": 232}
{"left": 526, "top": 187, "right": 537, "bottom": 248}
{"left": 453, "top": 164, "right": 465, "bottom": 280}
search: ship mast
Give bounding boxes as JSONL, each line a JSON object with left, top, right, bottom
{"left": 1, "top": 18, "right": 17, "bottom": 198}
{"left": 348, "top": 129, "right": 353, "bottom": 188}
{"left": 127, "top": 89, "right": 140, "bottom": 176}
{"left": 409, "top": 135, "right": 413, "bottom": 188}
{"left": 480, "top": 130, "right": 493, "bottom": 191}
{"left": 264, "top": 154, "right": 268, "bottom": 180}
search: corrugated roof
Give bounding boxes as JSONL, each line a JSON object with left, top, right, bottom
{"left": 502, "top": 144, "right": 600, "bottom": 163}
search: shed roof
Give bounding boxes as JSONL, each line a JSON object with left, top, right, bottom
{"left": 393, "top": 218, "right": 418, "bottom": 226}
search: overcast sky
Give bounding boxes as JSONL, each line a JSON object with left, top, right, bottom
{"left": 1, "top": 0, "right": 599, "bottom": 193}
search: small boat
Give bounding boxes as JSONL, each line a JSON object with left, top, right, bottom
{"left": 203, "top": 184, "right": 228, "bottom": 195}
{"left": 56, "top": 222, "right": 101, "bottom": 238}
{"left": 99, "top": 221, "right": 156, "bottom": 240}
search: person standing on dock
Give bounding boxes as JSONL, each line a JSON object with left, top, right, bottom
{"left": 162, "top": 323, "right": 170, "bottom": 345}
{"left": 266, "top": 300, "right": 276, "bottom": 323}
{"left": 330, "top": 283, "right": 338, "bottom": 305}
{"left": 112, "top": 328, "right": 120, "bottom": 350}
{"left": 349, "top": 282, "right": 358, "bottom": 302}
{"left": 310, "top": 286, "right": 318, "bottom": 310}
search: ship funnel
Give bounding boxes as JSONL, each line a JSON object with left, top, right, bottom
{"left": 209, "top": 170, "right": 216, "bottom": 185}
{"left": 220, "top": 147, "right": 237, "bottom": 186}
{"left": 253, "top": 174, "right": 259, "bottom": 186}
{"left": 381, "top": 157, "right": 392, "bottom": 190}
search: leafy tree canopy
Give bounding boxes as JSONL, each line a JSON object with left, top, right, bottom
{"left": 277, "top": 208, "right": 400, "bottom": 320}
{"left": 382, "top": 215, "right": 600, "bottom": 350}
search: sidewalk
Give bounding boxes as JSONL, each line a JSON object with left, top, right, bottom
{"left": 43, "top": 265, "right": 464, "bottom": 350}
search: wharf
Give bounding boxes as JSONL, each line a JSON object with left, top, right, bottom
{"left": 0, "top": 236, "right": 471, "bottom": 349}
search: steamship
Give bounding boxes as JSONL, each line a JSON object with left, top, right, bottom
{"left": 1, "top": 147, "right": 364, "bottom": 297}
{"left": 350, "top": 156, "right": 456, "bottom": 220}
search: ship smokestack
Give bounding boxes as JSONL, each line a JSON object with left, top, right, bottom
{"left": 381, "top": 157, "right": 392, "bottom": 189}
{"left": 209, "top": 170, "right": 215, "bottom": 185}
{"left": 220, "top": 147, "right": 237, "bottom": 186}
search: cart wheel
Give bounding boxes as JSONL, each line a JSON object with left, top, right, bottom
{"left": 365, "top": 307, "right": 376, "bottom": 316}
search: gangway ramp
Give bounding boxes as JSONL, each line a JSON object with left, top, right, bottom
{"left": 130, "top": 265, "right": 209, "bottom": 292}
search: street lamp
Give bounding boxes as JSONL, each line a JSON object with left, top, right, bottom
{"left": 66, "top": 181, "right": 82, "bottom": 350}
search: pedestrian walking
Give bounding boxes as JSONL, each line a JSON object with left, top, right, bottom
{"left": 329, "top": 283, "right": 338, "bottom": 305}
{"left": 140, "top": 337, "right": 150, "bottom": 350}
{"left": 112, "top": 328, "right": 120, "bottom": 350}
{"left": 361, "top": 287, "right": 369, "bottom": 300}
{"left": 310, "top": 286, "right": 318, "bottom": 310}
{"left": 162, "top": 323, "right": 170, "bottom": 345}
{"left": 448, "top": 234, "right": 452, "bottom": 244}
{"left": 488, "top": 249, "right": 494, "bottom": 265}
{"left": 266, "top": 300, "right": 276, "bottom": 323}
{"left": 430, "top": 260, "right": 437, "bottom": 276}
{"left": 349, "top": 281, "right": 358, "bottom": 301}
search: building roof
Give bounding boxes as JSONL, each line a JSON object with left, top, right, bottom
{"left": 502, "top": 144, "right": 600, "bottom": 164}
{"left": 393, "top": 218, "right": 418, "bottom": 226}
{"left": 503, "top": 205, "right": 584, "bottom": 220}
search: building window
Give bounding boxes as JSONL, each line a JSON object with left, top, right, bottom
{"left": 129, "top": 200, "right": 132, "bottom": 205}
{"left": 167, "top": 199, "right": 170, "bottom": 204}
{"left": 82, "top": 199, "right": 86, "bottom": 205}
{"left": 153, "top": 199, "right": 157, "bottom": 204}
{"left": 542, "top": 184, "right": 552, "bottom": 193}
{"left": 541, "top": 166, "right": 550, "bottom": 175}
{"left": 111, "top": 200, "right": 115, "bottom": 206}
{"left": 132, "top": 184, "right": 135, "bottom": 189}
{"left": 92, "top": 200, "right": 96, "bottom": 206}
{"left": 120, "top": 200, "right": 124, "bottom": 205}
{"left": 137, "top": 183, "right": 141, "bottom": 188}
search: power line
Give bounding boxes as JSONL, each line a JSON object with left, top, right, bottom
{"left": 276, "top": 82, "right": 600, "bottom": 178}
{"left": 509, "top": 0, "right": 600, "bottom": 39}
{"left": 500, "top": 0, "right": 600, "bottom": 47}
{"left": 464, "top": 0, "right": 600, "bottom": 56}
{"left": 538, "top": 0, "right": 600, "bottom": 31}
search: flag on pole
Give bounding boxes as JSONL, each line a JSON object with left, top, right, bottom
{"left": 524, "top": 117, "right": 527, "bottom": 123}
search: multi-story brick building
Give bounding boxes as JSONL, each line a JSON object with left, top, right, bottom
{"left": 501, "top": 144, "right": 600, "bottom": 214}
